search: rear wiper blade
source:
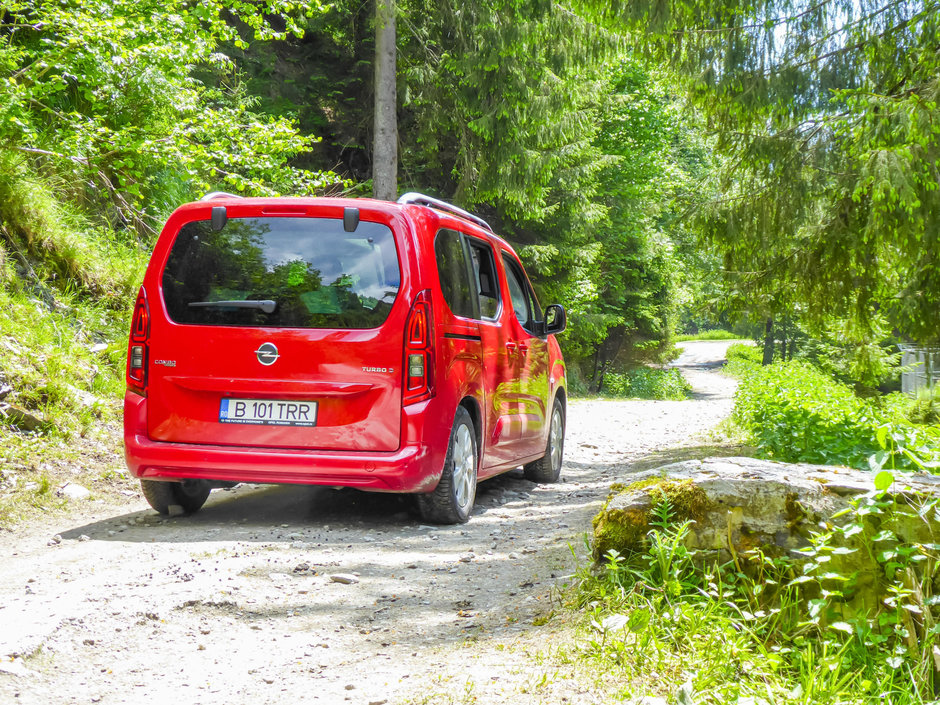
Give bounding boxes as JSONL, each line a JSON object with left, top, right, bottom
{"left": 188, "top": 300, "right": 276, "bottom": 314}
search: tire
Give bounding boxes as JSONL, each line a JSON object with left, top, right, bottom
{"left": 524, "top": 400, "right": 565, "bottom": 483}
{"left": 416, "top": 406, "right": 478, "bottom": 524}
{"left": 140, "top": 479, "right": 211, "bottom": 515}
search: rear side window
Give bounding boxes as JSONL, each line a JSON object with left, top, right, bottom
{"left": 434, "top": 229, "right": 501, "bottom": 320}
{"left": 162, "top": 217, "right": 400, "bottom": 329}
{"left": 434, "top": 229, "right": 475, "bottom": 318}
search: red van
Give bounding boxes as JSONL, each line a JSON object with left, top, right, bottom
{"left": 124, "top": 193, "right": 567, "bottom": 523}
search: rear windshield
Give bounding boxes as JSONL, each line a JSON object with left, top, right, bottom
{"left": 162, "top": 217, "right": 400, "bottom": 329}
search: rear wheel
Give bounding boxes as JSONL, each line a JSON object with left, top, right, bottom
{"left": 524, "top": 400, "right": 564, "bottom": 483}
{"left": 416, "top": 406, "right": 478, "bottom": 524}
{"left": 140, "top": 479, "right": 211, "bottom": 515}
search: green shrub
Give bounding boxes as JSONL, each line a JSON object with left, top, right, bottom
{"left": 907, "top": 387, "right": 940, "bottom": 425}
{"left": 565, "top": 366, "right": 592, "bottom": 398}
{"left": 723, "top": 342, "right": 761, "bottom": 378}
{"left": 601, "top": 367, "right": 691, "bottom": 401}
{"left": 726, "top": 342, "right": 761, "bottom": 364}
{"left": 733, "top": 361, "right": 939, "bottom": 471}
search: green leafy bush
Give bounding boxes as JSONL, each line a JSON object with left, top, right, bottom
{"left": 733, "top": 361, "right": 939, "bottom": 471}
{"left": 601, "top": 367, "right": 691, "bottom": 400}
{"left": 726, "top": 342, "right": 761, "bottom": 364}
{"left": 723, "top": 342, "right": 761, "bottom": 377}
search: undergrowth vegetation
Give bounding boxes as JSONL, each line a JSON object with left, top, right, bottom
{"left": 573, "top": 484, "right": 940, "bottom": 704}
{"left": 726, "top": 351, "right": 940, "bottom": 473}
{"left": 0, "top": 162, "right": 145, "bottom": 524}
{"left": 600, "top": 367, "right": 692, "bottom": 401}
{"left": 675, "top": 329, "right": 740, "bottom": 342}
{"left": 0, "top": 162, "right": 144, "bottom": 438}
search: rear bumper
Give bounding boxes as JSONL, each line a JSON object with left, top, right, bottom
{"left": 123, "top": 391, "right": 443, "bottom": 493}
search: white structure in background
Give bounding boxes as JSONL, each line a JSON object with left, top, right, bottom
{"left": 899, "top": 345, "right": 940, "bottom": 394}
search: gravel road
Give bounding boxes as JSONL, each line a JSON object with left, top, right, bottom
{"left": 0, "top": 340, "right": 743, "bottom": 705}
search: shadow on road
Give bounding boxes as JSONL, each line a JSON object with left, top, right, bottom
{"left": 57, "top": 468, "right": 546, "bottom": 545}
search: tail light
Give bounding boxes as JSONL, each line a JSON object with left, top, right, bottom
{"left": 126, "top": 287, "right": 150, "bottom": 394}
{"left": 403, "top": 290, "right": 434, "bottom": 404}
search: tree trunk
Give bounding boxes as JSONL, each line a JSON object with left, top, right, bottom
{"left": 762, "top": 317, "right": 774, "bottom": 365}
{"left": 372, "top": 0, "right": 397, "bottom": 201}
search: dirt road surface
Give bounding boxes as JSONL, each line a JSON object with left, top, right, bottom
{"left": 0, "top": 341, "right": 743, "bottom": 704}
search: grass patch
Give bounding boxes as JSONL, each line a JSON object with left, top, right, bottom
{"left": 675, "top": 329, "right": 740, "bottom": 341}
{"left": 0, "top": 284, "right": 131, "bottom": 436}
{"left": 0, "top": 159, "right": 146, "bottom": 525}
{"left": 0, "top": 421, "right": 131, "bottom": 527}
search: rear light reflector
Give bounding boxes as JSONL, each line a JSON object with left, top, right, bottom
{"left": 126, "top": 287, "right": 150, "bottom": 394}
{"left": 403, "top": 290, "right": 434, "bottom": 404}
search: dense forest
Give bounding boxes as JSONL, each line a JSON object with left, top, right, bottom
{"left": 2, "top": 3, "right": 940, "bottom": 700}
{"left": 0, "top": 0, "right": 937, "bottom": 399}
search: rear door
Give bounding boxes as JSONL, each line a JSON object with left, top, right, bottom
{"left": 146, "top": 210, "right": 405, "bottom": 452}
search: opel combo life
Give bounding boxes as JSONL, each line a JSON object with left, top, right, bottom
{"left": 124, "top": 192, "right": 567, "bottom": 523}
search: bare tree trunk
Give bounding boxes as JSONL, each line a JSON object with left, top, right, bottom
{"left": 372, "top": 0, "right": 397, "bottom": 201}
{"left": 762, "top": 317, "right": 774, "bottom": 365}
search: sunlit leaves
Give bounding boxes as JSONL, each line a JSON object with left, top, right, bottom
{"left": 0, "top": 0, "right": 339, "bottom": 231}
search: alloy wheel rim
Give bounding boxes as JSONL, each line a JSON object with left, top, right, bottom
{"left": 452, "top": 424, "right": 476, "bottom": 509}
{"left": 549, "top": 408, "right": 563, "bottom": 471}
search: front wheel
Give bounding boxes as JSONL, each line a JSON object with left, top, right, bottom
{"left": 524, "top": 400, "right": 564, "bottom": 483}
{"left": 416, "top": 406, "right": 478, "bottom": 524}
{"left": 140, "top": 479, "right": 211, "bottom": 515}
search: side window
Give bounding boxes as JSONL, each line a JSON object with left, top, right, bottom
{"left": 434, "top": 229, "right": 475, "bottom": 318}
{"left": 467, "top": 239, "right": 501, "bottom": 320}
{"left": 502, "top": 254, "right": 541, "bottom": 333}
{"left": 502, "top": 255, "right": 532, "bottom": 329}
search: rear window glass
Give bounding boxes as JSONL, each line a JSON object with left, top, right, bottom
{"left": 162, "top": 217, "right": 400, "bottom": 329}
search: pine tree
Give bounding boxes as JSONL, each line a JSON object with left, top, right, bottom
{"left": 583, "top": 0, "right": 940, "bottom": 343}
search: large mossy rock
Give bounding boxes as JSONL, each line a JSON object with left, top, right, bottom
{"left": 592, "top": 457, "right": 940, "bottom": 562}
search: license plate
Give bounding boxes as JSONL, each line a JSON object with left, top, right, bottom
{"left": 219, "top": 398, "right": 317, "bottom": 427}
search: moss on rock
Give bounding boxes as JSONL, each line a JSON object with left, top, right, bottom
{"left": 591, "top": 478, "right": 713, "bottom": 561}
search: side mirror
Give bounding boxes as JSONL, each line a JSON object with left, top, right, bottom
{"left": 544, "top": 304, "right": 566, "bottom": 335}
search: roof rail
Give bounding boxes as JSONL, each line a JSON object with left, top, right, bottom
{"left": 397, "top": 192, "right": 493, "bottom": 232}
{"left": 201, "top": 191, "right": 242, "bottom": 201}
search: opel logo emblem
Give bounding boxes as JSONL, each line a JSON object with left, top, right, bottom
{"left": 255, "top": 342, "right": 279, "bottom": 366}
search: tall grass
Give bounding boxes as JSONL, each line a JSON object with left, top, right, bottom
{"left": 0, "top": 154, "right": 144, "bottom": 302}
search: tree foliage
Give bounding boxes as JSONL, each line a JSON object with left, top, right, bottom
{"left": 398, "top": 0, "right": 614, "bottom": 222}
{"left": 523, "top": 61, "right": 710, "bottom": 384}
{"left": 583, "top": 0, "right": 940, "bottom": 343}
{"left": 0, "top": 0, "right": 341, "bottom": 233}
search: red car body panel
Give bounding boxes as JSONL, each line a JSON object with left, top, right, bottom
{"left": 124, "top": 196, "right": 566, "bottom": 494}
